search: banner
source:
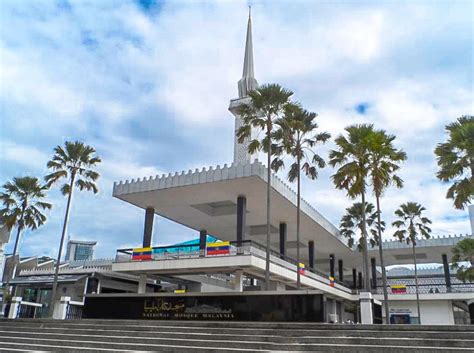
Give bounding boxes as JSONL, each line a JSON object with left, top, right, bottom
{"left": 132, "top": 247, "right": 152, "bottom": 261}
{"left": 298, "top": 263, "right": 305, "bottom": 275}
{"left": 206, "top": 241, "right": 230, "bottom": 256}
{"left": 391, "top": 284, "right": 407, "bottom": 294}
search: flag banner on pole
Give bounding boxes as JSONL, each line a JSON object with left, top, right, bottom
{"left": 132, "top": 247, "right": 152, "bottom": 261}
{"left": 206, "top": 241, "right": 230, "bottom": 256}
{"left": 298, "top": 263, "right": 305, "bottom": 275}
{"left": 390, "top": 284, "right": 407, "bottom": 294}
{"left": 329, "top": 276, "right": 335, "bottom": 287}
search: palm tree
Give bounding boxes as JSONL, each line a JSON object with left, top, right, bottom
{"left": 45, "top": 141, "right": 101, "bottom": 315}
{"left": 329, "top": 124, "right": 374, "bottom": 291}
{"left": 0, "top": 177, "right": 51, "bottom": 297}
{"left": 392, "top": 202, "right": 432, "bottom": 324}
{"left": 340, "top": 202, "right": 384, "bottom": 251}
{"left": 434, "top": 115, "right": 474, "bottom": 210}
{"left": 273, "top": 104, "right": 330, "bottom": 288}
{"left": 451, "top": 238, "right": 474, "bottom": 283}
{"left": 368, "top": 129, "right": 407, "bottom": 322}
{"left": 236, "top": 84, "right": 293, "bottom": 290}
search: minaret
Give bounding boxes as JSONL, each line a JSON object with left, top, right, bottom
{"left": 229, "top": 8, "right": 259, "bottom": 164}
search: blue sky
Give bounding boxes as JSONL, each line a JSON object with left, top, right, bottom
{"left": 0, "top": 0, "right": 472, "bottom": 259}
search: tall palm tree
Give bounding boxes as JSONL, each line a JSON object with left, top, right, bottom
{"left": 340, "top": 202, "right": 384, "bottom": 251}
{"left": 329, "top": 124, "right": 374, "bottom": 291}
{"left": 435, "top": 115, "right": 474, "bottom": 210}
{"left": 236, "top": 84, "right": 293, "bottom": 290}
{"left": 273, "top": 104, "right": 330, "bottom": 288}
{"left": 45, "top": 141, "right": 101, "bottom": 315}
{"left": 451, "top": 238, "right": 474, "bottom": 283}
{"left": 392, "top": 202, "right": 432, "bottom": 324}
{"left": 0, "top": 177, "right": 51, "bottom": 296}
{"left": 368, "top": 129, "right": 407, "bottom": 322}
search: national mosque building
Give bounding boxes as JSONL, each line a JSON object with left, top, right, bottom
{"left": 4, "top": 12, "right": 474, "bottom": 326}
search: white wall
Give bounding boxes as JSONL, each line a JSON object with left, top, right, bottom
{"left": 384, "top": 300, "right": 454, "bottom": 325}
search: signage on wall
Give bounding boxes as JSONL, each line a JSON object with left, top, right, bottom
{"left": 132, "top": 247, "right": 152, "bottom": 261}
{"left": 206, "top": 241, "right": 230, "bottom": 256}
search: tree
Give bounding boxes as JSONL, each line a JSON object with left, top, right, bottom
{"left": 435, "top": 115, "right": 474, "bottom": 210}
{"left": 367, "top": 129, "right": 407, "bottom": 322}
{"left": 339, "top": 202, "right": 384, "bottom": 251}
{"left": 392, "top": 202, "right": 432, "bottom": 324}
{"left": 236, "top": 84, "right": 293, "bottom": 290}
{"left": 451, "top": 238, "right": 474, "bottom": 283}
{"left": 273, "top": 104, "right": 330, "bottom": 288}
{"left": 45, "top": 141, "right": 101, "bottom": 315}
{"left": 329, "top": 124, "right": 374, "bottom": 291}
{"left": 0, "top": 177, "right": 51, "bottom": 297}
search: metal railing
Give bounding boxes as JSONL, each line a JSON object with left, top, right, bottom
{"left": 373, "top": 277, "right": 474, "bottom": 295}
{"left": 16, "top": 301, "right": 46, "bottom": 319}
{"left": 66, "top": 301, "right": 84, "bottom": 320}
{"left": 115, "top": 240, "right": 353, "bottom": 293}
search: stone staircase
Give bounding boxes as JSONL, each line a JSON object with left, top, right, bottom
{"left": 0, "top": 319, "right": 473, "bottom": 352}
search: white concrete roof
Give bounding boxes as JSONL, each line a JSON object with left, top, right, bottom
{"left": 113, "top": 160, "right": 349, "bottom": 260}
{"left": 112, "top": 160, "right": 471, "bottom": 271}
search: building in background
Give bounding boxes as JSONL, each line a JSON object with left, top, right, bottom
{"left": 65, "top": 240, "right": 96, "bottom": 261}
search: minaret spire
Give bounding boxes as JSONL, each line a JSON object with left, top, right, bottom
{"left": 229, "top": 8, "right": 259, "bottom": 164}
{"left": 238, "top": 6, "right": 258, "bottom": 98}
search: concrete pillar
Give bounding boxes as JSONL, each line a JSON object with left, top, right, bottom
{"left": 236, "top": 196, "right": 246, "bottom": 249}
{"left": 53, "top": 296, "right": 71, "bottom": 320}
{"left": 234, "top": 270, "right": 244, "bottom": 292}
{"left": 279, "top": 223, "right": 287, "bottom": 258}
{"left": 352, "top": 269, "right": 357, "bottom": 289}
{"left": 329, "top": 254, "right": 335, "bottom": 278}
{"left": 308, "top": 241, "right": 315, "bottom": 269}
{"left": 442, "top": 254, "right": 452, "bottom": 292}
{"left": 338, "top": 259, "right": 343, "bottom": 282}
{"left": 327, "top": 298, "right": 338, "bottom": 323}
{"left": 359, "top": 292, "right": 373, "bottom": 324}
{"left": 469, "top": 301, "right": 474, "bottom": 325}
{"left": 358, "top": 272, "right": 363, "bottom": 289}
{"left": 7, "top": 297, "right": 21, "bottom": 319}
{"left": 143, "top": 207, "right": 155, "bottom": 248}
{"left": 138, "top": 274, "right": 147, "bottom": 294}
{"left": 199, "top": 229, "right": 207, "bottom": 257}
{"left": 275, "top": 282, "right": 286, "bottom": 291}
{"left": 371, "top": 257, "right": 377, "bottom": 289}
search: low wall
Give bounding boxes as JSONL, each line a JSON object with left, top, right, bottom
{"left": 84, "top": 292, "right": 325, "bottom": 322}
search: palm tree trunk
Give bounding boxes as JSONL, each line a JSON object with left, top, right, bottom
{"left": 4, "top": 204, "right": 26, "bottom": 300}
{"left": 375, "top": 196, "right": 390, "bottom": 322}
{"left": 3, "top": 226, "right": 22, "bottom": 301}
{"left": 412, "top": 242, "right": 421, "bottom": 324}
{"left": 360, "top": 191, "right": 371, "bottom": 291}
{"left": 264, "top": 123, "right": 271, "bottom": 290}
{"left": 296, "top": 157, "right": 301, "bottom": 289}
{"left": 49, "top": 174, "right": 75, "bottom": 317}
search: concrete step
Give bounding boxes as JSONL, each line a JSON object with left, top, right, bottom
{"left": 10, "top": 318, "right": 474, "bottom": 332}
{"left": 0, "top": 327, "right": 473, "bottom": 349}
{"left": 2, "top": 319, "right": 473, "bottom": 352}
{"left": 1, "top": 336, "right": 473, "bottom": 353}
{"left": 2, "top": 321, "right": 473, "bottom": 340}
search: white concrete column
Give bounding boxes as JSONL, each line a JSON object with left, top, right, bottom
{"left": 234, "top": 270, "right": 243, "bottom": 292}
{"left": 138, "top": 274, "right": 147, "bottom": 294}
{"left": 360, "top": 292, "right": 373, "bottom": 324}
{"left": 327, "top": 299, "right": 338, "bottom": 323}
{"left": 275, "top": 282, "right": 286, "bottom": 292}
{"left": 7, "top": 297, "right": 21, "bottom": 319}
{"left": 53, "top": 296, "right": 70, "bottom": 320}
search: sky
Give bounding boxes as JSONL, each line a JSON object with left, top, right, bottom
{"left": 0, "top": 0, "right": 473, "bottom": 260}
